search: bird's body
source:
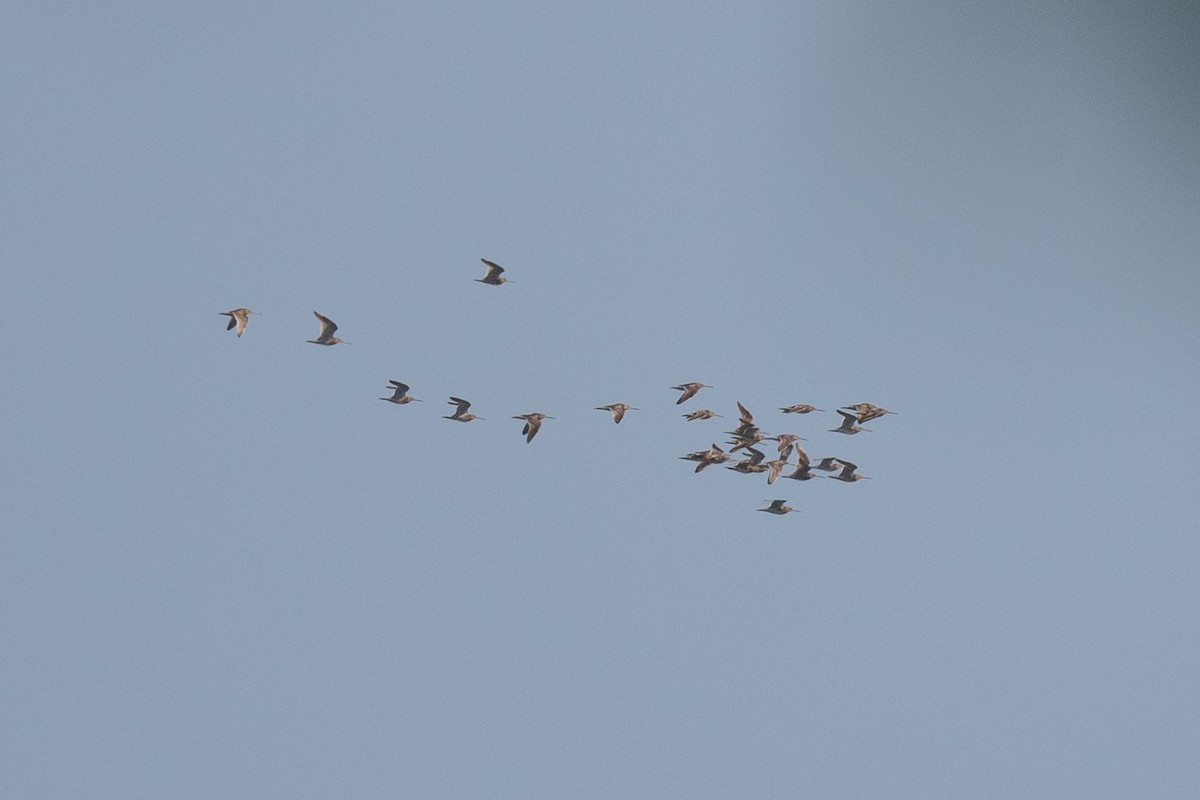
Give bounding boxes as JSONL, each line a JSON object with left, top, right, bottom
{"left": 770, "top": 433, "right": 805, "bottom": 453}
{"left": 682, "top": 409, "right": 722, "bottom": 421}
{"left": 758, "top": 499, "right": 795, "bottom": 515}
{"left": 307, "top": 311, "right": 346, "bottom": 345}
{"left": 830, "top": 410, "right": 869, "bottom": 434}
{"left": 780, "top": 404, "right": 822, "bottom": 414}
{"left": 841, "top": 403, "right": 895, "bottom": 422}
{"left": 444, "top": 396, "right": 483, "bottom": 422}
{"left": 595, "top": 403, "right": 637, "bottom": 424}
{"left": 680, "top": 443, "right": 730, "bottom": 472}
{"left": 672, "top": 382, "right": 711, "bottom": 405}
{"left": 813, "top": 457, "right": 843, "bottom": 472}
{"left": 728, "top": 446, "right": 768, "bottom": 474}
{"left": 476, "top": 259, "right": 509, "bottom": 285}
{"left": 765, "top": 454, "right": 792, "bottom": 485}
{"left": 219, "top": 308, "right": 254, "bottom": 337}
{"left": 512, "top": 412, "right": 553, "bottom": 443}
{"left": 380, "top": 381, "right": 420, "bottom": 404}
{"left": 828, "top": 459, "right": 870, "bottom": 483}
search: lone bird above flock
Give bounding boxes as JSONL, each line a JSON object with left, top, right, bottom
{"left": 380, "top": 381, "right": 420, "bottom": 405}
{"left": 513, "top": 412, "right": 553, "bottom": 443}
{"left": 475, "top": 259, "right": 510, "bottom": 286}
{"left": 444, "top": 396, "right": 484, "bottom": 422}
{"left": 307, "top": 311, "right": 346, "bottom": 346}
{"left": 682, "top": 409, "right": 722, "bottom": 421}
{"left": 758, "top": 499, "right": 795, "bottom": 515}
{"left": 219, "top": 308, "right": 255, "bottom": 337}
{"left": 595, "top": 403, "right": 638, "bottom": 424}
{"left": 673, "top": 382, "right": 711, "bottom": 405}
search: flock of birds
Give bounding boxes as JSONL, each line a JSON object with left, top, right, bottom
{"left": 220, "top": 260, "right": 896, "bottom": 517}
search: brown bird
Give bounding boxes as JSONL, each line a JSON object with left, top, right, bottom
{"left": 812, "top": 457, "right": 842, "bottom": 472}
{"left": 827, "top": 459, "right": 870, "bottom": 483}
{"left": 841, "top": 403, "right": 896, "bottom": 422}
{"left": 682, "top": 409, "right": 723, "bottom": 421}
{"left": 595, "top": 403, "right": 638, "bottom": 424}
{"left": 444, "top": 396, "right": 484, "bottom": 422}
{"left": 307, "top": 311, "right": 347, "bottom": 345}
{"left": 830, "top": 410, "right": 869, "bottom": 435}
{"left": 512, "top": 412, "right": 553, "bottom": 443}
{"left": 219, "top": 308, "right": 255, "bottom": 337}
{"left": 758, "top": 499, "right": 795, "bottom": 515}
{"left": 476, "top": 259, "right": 510, "bottom": 285}
{"left": 680, "top": 443, "right": 730, "bottom": 473}
{"left": 780, "top": 404, "right": 822, "bottom": 414}
{"left": 672, "top": 382, "right": 711, "bottom": 404}
{"left": 380, "top": 381, "right": 421, "bottom": 405}
{"left": 765, "top": 447, "right": 794, "bottom": 485}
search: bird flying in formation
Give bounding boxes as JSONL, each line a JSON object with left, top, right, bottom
{"left": 672, "top": 382, "right": 711, "bottom": 405}
{"left": 595, "top": 403, "right": 638, "bottom": 424}
{"left": 219, "top": 308, "right": 255, "bottom": 337}
{"left": 380, "top": 381, "right": 420, "bottom": 405}
{"left": 513, "top": 412, "right": 553, "bottom": 442}
{"left": 307, "top": 311, "right": 346, "bottom": 345}
{"left": 444, "top": 396, "right": 483, "bottom": 422}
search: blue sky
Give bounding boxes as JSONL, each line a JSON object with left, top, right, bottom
{"left": 2, "top": 2, "right": 1198, "bottom": 797}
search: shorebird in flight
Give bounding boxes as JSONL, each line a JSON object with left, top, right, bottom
{"left": 830, "top": 410, "right": 869, "bottom": 435}
{"left": 727, "top": 446, "right": 769, "bottom": 474}
{"left": 769, "top": 433, "right": 806, "bottom": 454}
{"left": 444, "top": 397, "right": 484, "bottom": 422}
{"left": 513, "top": 412, "right": 553, "bottom": 443}
{"left": 672, "top": 382, "right": 711, "bottom": 405}
{"left": 595, "top": 403, "right": 638, "bottom": 424}
{"left": 680, "top": 443, "right": 730, "bottom": 473}
{"left": 475, "top": 259, "right": 510, "bottom": 285}
{"left": 219, "top": 308, "right": 255, "bottom": 337}
{"left": 841, "top": 403, "right": 896, "bottom": 422}
{"left": 307, "top": 311, "right": 347, "bottom": 345}
{"left": 827, "top": 459, "right": 870, "bottom": 483}
{"left": 765, "top": 446, "right": 794, "bottom": 485}
{"left": 682, "top": 409, "right": 722, "bottom": 421}
{"left": 812, "top": 457, "right": 843, "bottom": 472}
{"left": 758, "top": 499, "right": 795, "bottom": 515}
{"left": 380, "top": 381, "right": 421, "bottom": 405}
{"left": 780, "top": 404, "right": 822, "bottom": 414}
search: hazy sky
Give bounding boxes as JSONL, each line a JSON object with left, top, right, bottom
{"left": 3, "top": 2, "right": 1198, "bottom": 798}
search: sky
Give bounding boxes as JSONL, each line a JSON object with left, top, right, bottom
{"left": 2, "top": 1, "right": 1199, "bottom": 797}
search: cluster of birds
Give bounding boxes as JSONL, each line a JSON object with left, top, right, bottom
{"left": 220, "top": 260, "right": 896, "bottom": 516}
{"left": 674, "top": 395, "right": 895, "bottom": 516}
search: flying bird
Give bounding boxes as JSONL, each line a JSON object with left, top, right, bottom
{"left": 444, "top": 396, "right": 484, "bottom": 422}
{"left": 307, "top": 311, "right": 346, "bottom": 345}
{"left": 476, "top": 259, "right": 510, "bottom": 285}
{"left": 680, "top": 443, "right": 730, "bottom": 473}
{"left": 380, "top": 381, "right": 420, "bottom": 405}
{"left": 219, "top": 308, "right": 255, "bottom": 337}
{"left": 812, "top": 457, "right": 843, "bottom": 472}
{"left": 780, "top": 404, "right": 822, "bottom": 414}
{"left": 595, "top": 403, "right": 638, "bottom": 424}
{"left": 841, "top": 403, "right": 896, "bottom": 422}
{"left": 682, "top": 409, "right": 722, "bottom": 421}
{"left": 758, "top": 499, "right": 795, "bottom": 515}
{"left": 512, "top": 412, "right": 553, "bottom": 443}
{"left": 827, "top": 459, "right": 870, "bottom": 483}
{"left": 830, "top": 410, "right": 869, "bottom": 435}
{"left": 672, "top": 382, "right": 711, "bottom": 405}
